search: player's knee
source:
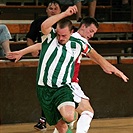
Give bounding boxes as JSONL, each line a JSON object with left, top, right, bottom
{"left": 63, "top": 113, "right": 75, "bottom": 123}
{"left": 59, "top": 104, "right": 76, "bottom": 123}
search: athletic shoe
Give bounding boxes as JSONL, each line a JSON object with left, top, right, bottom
{"left": 34, "top": 117, "right": 47, "bottom": 131}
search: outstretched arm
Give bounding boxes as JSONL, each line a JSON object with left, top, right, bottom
{"left": 27, "top": 38, "right": 39, "bottom": 57}
{"left": 87, "top": 49, "right": 129, "bottom": 82}
{"left": 6, "top": 43, "right": 41, "bottom": 62}
{"left": 41, "top": 5, "right": 77, "bottom": 35}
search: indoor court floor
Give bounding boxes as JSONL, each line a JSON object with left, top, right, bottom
{"left": 0, "top": 117, "right": 133, "bottom": 133}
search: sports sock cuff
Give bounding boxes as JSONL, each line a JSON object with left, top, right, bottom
{"left": 74, "top": 111, "right": 77, "bottom": 120}
{"left": 81, "top": 111, "right": 94, "bottom": 118}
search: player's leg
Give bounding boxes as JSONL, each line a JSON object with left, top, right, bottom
{"left": 53, "top": 111, "right": 78, "bottom": 133}
{"left": 52, "top": 104, "right": 76, "bottom": 133}
{"left": 55, "top": 119, "right": 73, "bottom": 133}
{"left": 76, "top": 99, "right": 94, "bottom": 133}
{"left": 71, "top": 82, "right": 94, "bottom": 133}
{"left": 55, "top": 84, "right": 78, "bottom": 132}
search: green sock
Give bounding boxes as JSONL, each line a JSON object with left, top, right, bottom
{"left": 66, "top": 126, "right": 72, "bottom": 133}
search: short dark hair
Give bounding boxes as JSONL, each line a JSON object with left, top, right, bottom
{"left": 45, "top": 0, "right": 61, "bottom": 9}
{"left": 79, "top": 17, "right": 99, "bottom": 28}
{"left": 57, "top": 18, "right": 73, "bottom": 31}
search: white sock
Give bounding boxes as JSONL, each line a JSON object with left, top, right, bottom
{"left": 76, "top": 111, "right": 94, "bottom": 133}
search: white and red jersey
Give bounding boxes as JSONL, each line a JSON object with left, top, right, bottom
{"left": 71, "top": 32, "right": 92, "bottom": 83}
{"left": 71, "top": 54, "right": 90, "bottom": 102}
{"left": 72, "top": 54, "right": 82, "bottom": 83}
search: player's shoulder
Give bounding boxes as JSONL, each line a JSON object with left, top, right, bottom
{"left": 71, "top": 32, "right": 88, "bottom": 44}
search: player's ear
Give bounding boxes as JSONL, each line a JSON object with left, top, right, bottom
{"left": 71, "top": 29, "right": 74, "bottom": 34}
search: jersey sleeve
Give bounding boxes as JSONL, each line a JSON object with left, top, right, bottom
{"left": 42, "top": 28, "right": 56, "bottom": 44}
{"left": 81, "top": 41, "right": 92, "bottom": 54}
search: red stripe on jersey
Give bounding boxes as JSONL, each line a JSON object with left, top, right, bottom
{"left": 72, "top": 58, "right": 80, "bottom": 83}
{"left": 83, "top": 45, "right": 88, "bottom": 53}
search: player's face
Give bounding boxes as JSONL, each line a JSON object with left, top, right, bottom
{"left": 81, "top": 23, "right": 97, "bottom": 41}
{"left": 56, "top": 26, "right": 73, "bottom": 45}
{"left": 46, "top": 3, "right": 61, "bottom": 17}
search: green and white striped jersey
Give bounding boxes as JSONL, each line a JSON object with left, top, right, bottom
{"left": 37, "top": 29, "right": 92, "bottom": 88}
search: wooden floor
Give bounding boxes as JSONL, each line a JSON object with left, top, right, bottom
{"left": 0, "top": 117, "right": 133, "bottom": 133}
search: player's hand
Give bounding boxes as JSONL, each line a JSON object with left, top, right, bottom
{"left": 65, "top": 5, "right": 78, "bottom": 16}
{"left": 103, "top": 66, "right": 129, "bottom": 82}
{"left": 114, "top": 70, "right": 129, "bottom": 82}
{"left": 6, "top": 51, "right": 22, "bottom": 62}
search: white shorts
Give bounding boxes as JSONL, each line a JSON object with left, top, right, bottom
{"left": 71, "top": 82, "right": 89, "bottom": 103}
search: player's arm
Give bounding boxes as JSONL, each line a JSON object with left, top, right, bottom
{"left": 86, "top": 49, "right": 129, "bottom": 82}
{"left": 27, "top": 38, "right": 39, "bottom": 57}
{"left": 6, "top": 43, "right": 41, "bottom": 62}
{"left": 41, "top": 6, "right": 77, "bottom": 35}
